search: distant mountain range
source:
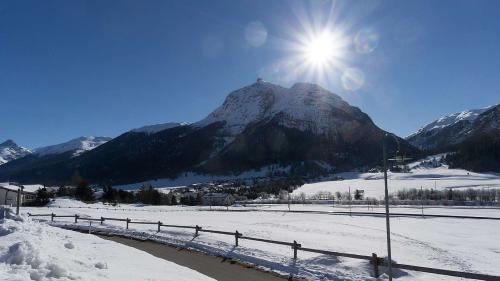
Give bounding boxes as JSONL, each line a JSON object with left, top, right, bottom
{"left": 406, "top": 104, "right": 500, "bottom": 172}
{"left": 0, "top": 80, "right": 416, "bottom": 185}
{"left": 0, "top": 80, "right": 497, "bottom": 186}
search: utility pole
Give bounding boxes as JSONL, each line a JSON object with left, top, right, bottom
{"left": 288, "top": 187, "right": 291, "bottom": 211}
{"left": 16, "top": 186, "right": 24, "bottom": 215}
{"left": 383, "top": 138, "right": 393, "bottom": 281}
{"left": 420, "top": 186, "right": 424, "bottom": 216}
{"left": 349, "top": 186, "right": 352, "bottom": 216}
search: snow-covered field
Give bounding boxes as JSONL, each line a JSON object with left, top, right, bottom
{"left": 293, "top": 166, "right": 500, "bottom": 199}
{"left": 0, "top": 210, "right": 214, "bottom": 281}
{"left": 22, "top": 199, "right": 500, "bottom": 281}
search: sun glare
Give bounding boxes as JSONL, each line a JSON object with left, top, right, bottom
{"left": 304, "top": 32, "right": 340, "bottom": 66}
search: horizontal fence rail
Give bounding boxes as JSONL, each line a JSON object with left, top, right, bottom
{"left": 391, "top": 263, "right": 500, "bottom": 281}
{"left": 32, "top": 204, "right": 500, "bottom": 220}
{"left": 241, "top": 209, "right": 500, "bottom": 221}
{"left": 27, "top": 212, "right": 500, "bottom": 280}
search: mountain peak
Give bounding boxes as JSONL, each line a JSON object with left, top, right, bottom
{"left": 196, "top": 80, "right": 358, "bottom": 138}
{"left": 34, "top": 136, "right": 112, "bottom": 156}
{"left": 0, "top": 139, "right": 17, "bottom": 148}
{"left": 0, "top": 139, "right": 31, "bottom": 165}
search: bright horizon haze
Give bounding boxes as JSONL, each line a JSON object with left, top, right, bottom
{"left": 1, "top": 0, "right": 499, "bottom": 148}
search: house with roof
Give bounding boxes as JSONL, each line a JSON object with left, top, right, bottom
{"left": 0, "top": 183, "right": 42, "bottom": 206}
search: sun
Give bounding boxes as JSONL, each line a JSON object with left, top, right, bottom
{"left": 304, "top": 32, "right": 341, "bottom": 66}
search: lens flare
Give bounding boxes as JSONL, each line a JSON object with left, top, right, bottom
{"left": 341, "top": 68, "right": 365, "bottom": 91}
{"left": 354, "top": 28, "right": 379, "bottom": 54}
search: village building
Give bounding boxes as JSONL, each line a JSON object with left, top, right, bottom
{"left": 202, "top": 193, "right": 235, "bottom": 206}
{"left": 0, "top": 183, "right": 43, "bottom": 206}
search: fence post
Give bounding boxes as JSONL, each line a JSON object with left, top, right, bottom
{"left": 372, "top": 253, "right": 379, "bottom": 277}
{"left": 292, "top": 240, "right": 301, "bottom": 259}
{"left": 157, "top": 221, "right": 162, "bottom": 232}
{"left": 74, "top": 214, "right": 78, "bottom": 223}
{"left": 195, "top": 225, "right": 200, "bottom": 236}
{"left": 51, "top": 213, "right": 54, "bottom": 222}
{"left": 126, "top": 218, "right": 130, "bottom": 230}
{"left": 100, "top": 217, "right": 104, "bottom": 225}
{"left": 235, "top": 230, "right": 240, "bottom": 246}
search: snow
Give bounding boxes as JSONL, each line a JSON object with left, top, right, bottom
{"left": 0, "top": 210, "right": 215, "bottom": 281}
{"left": 33, "top": 136, "right": 112, "bottom": 157}
{"left": 0, "top": 140, "right": 31, "bottom": 165}
{"left": 293, "top": 166, "right": 500, "bottom": 199}
{"left": 0, "top": 183, "right": 43, "bottom": 193}
{"left": 406, "top": 105, "right": 494, "bottom": 139}
{"left": 131, "top": 122, "right": 189, "bottom": 134}
{"left": 195, "top": 80, "right": 352, "bottom": 137}
{"left": 24, "top": 199, "right": 500, "bottom": 280}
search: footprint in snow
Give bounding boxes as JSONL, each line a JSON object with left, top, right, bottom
{"left": 64, "top": 242, "right": 75, "bottom": 249}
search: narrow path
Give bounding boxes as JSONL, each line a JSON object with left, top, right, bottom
{"left": 99, "top": 235, "right": 295, "bottom": 281}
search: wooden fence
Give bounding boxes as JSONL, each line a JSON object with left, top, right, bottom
{"left": 27, "top": 212, "right": 500, "bottom": 281}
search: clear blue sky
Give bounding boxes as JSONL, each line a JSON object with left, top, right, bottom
{"left": 1, "top": 0, "right": 499, "bottom": 148}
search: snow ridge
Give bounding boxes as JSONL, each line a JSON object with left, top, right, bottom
{"left": 34, "top": 136, "right": 112, "bottom": 157}
{"left": 131, "top": 122, "right": 189, "bottom": 134}
{"left": 407, "top": 105, "right": 494, "bottom": 138}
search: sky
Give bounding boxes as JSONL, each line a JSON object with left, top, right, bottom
{"left": 1, "top": 0, "right": 499, "bottom": 148}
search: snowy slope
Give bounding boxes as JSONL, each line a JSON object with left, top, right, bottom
{"left": 0, "top": 140, "right": 31, "bottom": 165}
{"left": 292, "top": 156, "right": 500, "bottom": 199}
{"left": 406, "top": 105, "right": 497, "bottom": 149}
{"left": 131, "top": 122, "right": 189, "bottom": 134}
{"left": 196, "top": 79, "right": 355, "bottom": 136}
{"left": 34, "top": 136, "right": 112, "bottom": 156}
{"left": 408, "top": 108, "right": 489, "bottom": 138}
{"left": 0, "top": 213, "right": 214, "bottom": 281}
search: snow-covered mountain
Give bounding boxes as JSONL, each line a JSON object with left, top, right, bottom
{"left": 0, "top": 80, "right": 417, "bottom": 185}
{"left": 0, "top": 140, "right": 31, "bottom": 165}
{"left": 196, "top": 80, "right": 355, "bottom": 138}
{"left": 34, "top": 136, "right": 112, "bottom": 156}
{"left": 131, "top": 122, "right": 189, "bottom": 134}
{"left": 407, "top": 104, "right": 497, "bottom": 150}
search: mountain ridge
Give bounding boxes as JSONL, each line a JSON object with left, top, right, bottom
{"left": 0, "top": 80, "right": 419, "bottom": 185}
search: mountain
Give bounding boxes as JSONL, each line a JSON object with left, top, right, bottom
{"left": 406, "top": 105, "right": 495, "bottom": 150}
{"left": 196, "top": 81, "right": 417, "bottom": 174}
{"left": 131, "top": 122, "right": 189, "bottom": 134}
{"left": 444, "top": 104, "right": 500, "bottom": 172}
{"left": 0, "top": 80, "right": 418, "bottom": 185}
{"left": 0, "top": 140, "right": 31, "bottom": 165}
{"left": 34, "top": 136, "right": 112, "bottom": 156}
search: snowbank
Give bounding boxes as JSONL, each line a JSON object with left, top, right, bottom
{"left": 0, "top": 211, "right": 214, "bottom": 281}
